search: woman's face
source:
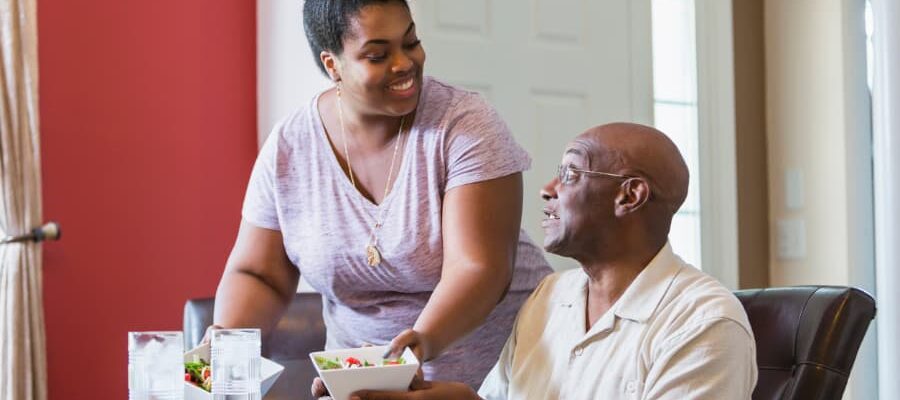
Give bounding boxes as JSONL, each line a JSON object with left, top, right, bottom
{"left": 325, "top": 2, "right": 426, "bottom": 117}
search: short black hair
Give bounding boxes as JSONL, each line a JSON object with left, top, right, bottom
{"left": 303, "top": 0, "right": 411, "bottom": 77}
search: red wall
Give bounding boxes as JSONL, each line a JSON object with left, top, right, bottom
{"left": 38, "top": 1, "right": 257, "bottom": 398}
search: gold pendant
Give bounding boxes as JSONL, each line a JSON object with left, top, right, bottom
{"left": 366, "top": 244, "right": 382, "bottom": 267}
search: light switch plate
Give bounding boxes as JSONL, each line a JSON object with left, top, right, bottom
{"left": 776, "top": 218, "right": 807, "bottom": 261}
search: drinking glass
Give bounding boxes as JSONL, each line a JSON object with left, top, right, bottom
{"left": 128, "top": 331, "right": 184, "bottom": 400}
{"left": 211, "top": 328, "right": 261, "bottom": 400}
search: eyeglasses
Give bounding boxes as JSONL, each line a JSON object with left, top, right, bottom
{"left": 557, "top": 164, "right": 633, "bottom": 185}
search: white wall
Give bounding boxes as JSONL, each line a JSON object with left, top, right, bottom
{"left": 764, "top": 0, "right": 876, "bottom": 398}
{"left": 258, "top": 0, "right": 330, "bottom": 292}
{"left": 257, "top": 0, "right": 331, "bottom": 145}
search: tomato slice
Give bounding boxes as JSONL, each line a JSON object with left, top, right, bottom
{"left": 345, "top": 357, "right": 362, "bottom": 366}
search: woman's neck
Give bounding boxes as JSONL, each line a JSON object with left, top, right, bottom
{"left": 332, "top": 89, "right": 412, "bottom": 148}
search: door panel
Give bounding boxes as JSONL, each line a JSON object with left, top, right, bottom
{"left": 413, "top": 0, "right": 654, "bottom": 269}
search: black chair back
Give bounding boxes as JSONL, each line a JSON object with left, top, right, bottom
{"left": 734, "top": 286, "right": 876, "bottom": 400}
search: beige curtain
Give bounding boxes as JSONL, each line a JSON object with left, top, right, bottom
{"left": 0, "top": 0, "right": 47, "bottom": 399}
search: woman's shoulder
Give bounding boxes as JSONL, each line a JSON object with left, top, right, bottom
{"left": 420, "top": 76, "right": 494, "bottom": 123}
{"left": 266, "top": 94, "right": 325, "bottom": 149}
{"left": 423, "top": 76, "right": 481, "bottom": 100}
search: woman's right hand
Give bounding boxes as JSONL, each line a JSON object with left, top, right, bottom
{"left": 311, "top": 377, "right": 330, "bottom": 398}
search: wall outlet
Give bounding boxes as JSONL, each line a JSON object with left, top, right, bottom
{"left": 777, "top": 218, "right": 807, "bottom": 261}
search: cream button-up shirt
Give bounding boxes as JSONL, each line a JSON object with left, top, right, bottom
{"left": 478, "top": 243, "right": 757, "bottom": 399}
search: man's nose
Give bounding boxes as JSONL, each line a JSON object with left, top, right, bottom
{"left": 541, "top": 178, "right": 559, "bottom": 201}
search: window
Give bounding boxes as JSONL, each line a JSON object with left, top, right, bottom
{"left": 866, "top": 0, "right": 874, "bottom": 91}
{"left": 652, "top": 0, "right": 702, "bottom": 268}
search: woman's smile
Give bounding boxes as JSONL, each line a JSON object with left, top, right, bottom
{"left": 387, "top": 76, "right": 418, "bottom": 98}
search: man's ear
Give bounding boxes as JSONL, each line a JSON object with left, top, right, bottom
{"left": 614, "top": 178, "right": 651, "bottom": 217}
{"left": 321, "top": 51, "right": 341, "bottom": 82}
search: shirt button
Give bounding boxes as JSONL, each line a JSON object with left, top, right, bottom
{"left": 626, "top": 381, "right": 637, "bottom": 393}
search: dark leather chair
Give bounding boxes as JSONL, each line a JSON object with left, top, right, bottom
{"left": 734, "top": 286, "right": 876, "bottom": 400}
{"left": 183, "top": 293, "right": 327, "bottom": 400}
{"left": 186, "top": 286, "right": 876, "bottom": 400}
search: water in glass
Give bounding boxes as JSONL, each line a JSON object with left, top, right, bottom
{"left": 211, "top": 328, "right": 261, "bottom": 400}
{"left": 128, "top": 331, "right": 184, "bottom": 400}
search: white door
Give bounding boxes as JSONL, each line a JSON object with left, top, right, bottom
{"left": 411, "top": 0, "right": 654, "bottom": 269}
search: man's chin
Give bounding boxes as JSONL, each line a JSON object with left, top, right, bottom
{"left": 543, "top": 238, "right": 567, "bottom": 257}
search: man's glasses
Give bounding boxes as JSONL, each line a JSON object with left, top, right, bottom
{"left": 557, "top": 164, "right": 633, "bottom": 185}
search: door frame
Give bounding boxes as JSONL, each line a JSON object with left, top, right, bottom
{"left": 694, "top": 0, "right": 739, "bottom": 289}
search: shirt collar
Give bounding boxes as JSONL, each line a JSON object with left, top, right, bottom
{"left": 612, "top": 242, "right": 684, "bottom": 323}
{"left": 556, "top": 242, "right": 685, "bottom": 326}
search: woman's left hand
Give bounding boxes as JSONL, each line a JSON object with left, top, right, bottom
{"left": 385, "top": 329, "right": 433, "bottom": 364}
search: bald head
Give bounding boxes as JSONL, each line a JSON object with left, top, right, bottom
{"left": 576, "top": 122, "right": 689, "bottom": 216}
{"left": 539, "top": 122, "right": 689, "bottom": 263}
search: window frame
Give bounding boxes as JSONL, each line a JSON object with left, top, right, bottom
{"left": 693, "top": 0, "right": 739, "bottom": 288}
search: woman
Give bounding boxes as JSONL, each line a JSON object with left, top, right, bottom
{"left": 212, "top": 0, "right": 551, "bottom": 388}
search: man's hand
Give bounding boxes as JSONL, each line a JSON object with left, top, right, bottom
{"left": 351, "top": 381, "right": 480, "bottom": 400}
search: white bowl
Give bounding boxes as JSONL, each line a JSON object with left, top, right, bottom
{"left": 309, "top": 345, "right": 420, "bottom": 400}
{"left": 183, "top": 343, "right": 284, "bottom": 400}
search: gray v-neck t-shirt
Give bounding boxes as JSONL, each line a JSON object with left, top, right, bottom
{"left": 242, "top": 77, "right": 552, "bottom": 387}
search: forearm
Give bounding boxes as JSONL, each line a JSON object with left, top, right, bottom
{"left": 413, "top": 263, "right": 511, "bottom": 360}
{"left": 213, "top": 269, "right": 294, "bottom": 337}
{"left": 415, "top": 173, "right": 522, "bottom": 360}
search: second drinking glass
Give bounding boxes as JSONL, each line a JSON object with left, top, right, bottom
{"left": 210, "top": 328, "right": 261, "bottom": 400}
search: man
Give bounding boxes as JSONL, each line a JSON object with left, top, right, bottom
{"left": 350, "top": 122, "right": 758, "bottom": 399}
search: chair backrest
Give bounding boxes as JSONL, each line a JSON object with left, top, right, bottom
{"left": 734, "top": 286, "right": 876, "bottom": 400}
{"left": 185, "top": 286, "right": 876, "bottom": 400}
{"left": 183, "top": 293, "right": 327, "bottom": 400}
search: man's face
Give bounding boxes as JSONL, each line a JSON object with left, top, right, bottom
{"left": 540, "top": 140, "right": 620, "bottom": 258}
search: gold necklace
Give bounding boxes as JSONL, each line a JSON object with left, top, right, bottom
{"left": 337, "top": 87, "right": 407, "bottom": 267}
